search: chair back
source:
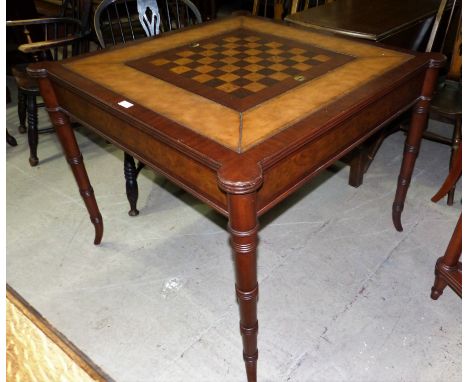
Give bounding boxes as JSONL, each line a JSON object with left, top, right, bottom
{"left": 94, "top": 0, "right": 202, "bottom": 48}
{"left": 61, "top": 0, "right": 93, "bottom": 32}
{"left": 6, "top": 17, "right": 85, "bottom": 62}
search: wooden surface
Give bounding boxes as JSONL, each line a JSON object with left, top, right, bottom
{"left": 285, "top": 0, "right": 440, "bottom": 41}
{"left": 6, "top": 285, "right": 112, "bottom": 381}
{"left": 29, "top": 15, "right": 444, "bottom": 382}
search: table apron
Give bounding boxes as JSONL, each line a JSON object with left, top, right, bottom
{"left": 53, "top": 85, "right": 229, "bottom": 215}
{"left": 257, "top": 72, "right": 425, "bottom": 215}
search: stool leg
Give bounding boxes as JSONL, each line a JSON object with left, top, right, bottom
{"left": 27, "top": 94, "right": 39, "bottom": 166}
{"left": 18, "top": 90, "right": 27, "bottom": 134}
{"left": 7, "top": 129, "right": 18, "bottom": 146}
{"left": 124, "top": 152, "right": 139, "bottom": 216}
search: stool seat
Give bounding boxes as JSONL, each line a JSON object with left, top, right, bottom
{"left": 11, "top": 64, "right": 39, "bottom": 93}
{"left": 431, "top": 80, "right": 462, "bottom": 117}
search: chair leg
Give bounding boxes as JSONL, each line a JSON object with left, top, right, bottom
{"left": 18, "top": 90, "right": 27, "bottom": 134}
{"left": 6, "top": 129, "right": 18, "bottom": 146}
{"left": 446, "top": 117, "right": 462, "bottom": 205}
{"left": 430, "top": 214, "right": 462, "bottom": 299}
{"left": 431, "top": 143, "right": 461, "bottom": 203}
{"left": 27, "top": 94, "right": 39, "bottom": 166}
{"left": 124, "top": 152, "right": 140, "bottom": 216}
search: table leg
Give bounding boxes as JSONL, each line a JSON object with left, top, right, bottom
{"left": 124, "top": 152, "right": 140, "bottom": 216}
{"left": 227, "top": 192, "right": 259, "bottom": 382}
{"left": 392, "top": 61, "right": 443, "bottom": 231}
{"left": 32, "top": 72, "right": 103, "bottom": 245}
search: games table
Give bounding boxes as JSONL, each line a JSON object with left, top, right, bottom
{"left": 29, "top": 16, "right": 443, "bottom": 382}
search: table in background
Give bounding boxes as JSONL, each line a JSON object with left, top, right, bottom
{"left": 30, "top": 15, "right": 443, "bottom": 382}
{"left": 285, "top": 0, "right": 441, "bottom": 49}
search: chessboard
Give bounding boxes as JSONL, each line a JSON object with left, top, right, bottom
{"left": 127, "top": 30, "right": 354, "bottom": 111}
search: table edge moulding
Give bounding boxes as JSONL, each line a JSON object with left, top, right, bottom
{"left": 27, "top": 15, "right": 445, "bottom": 382}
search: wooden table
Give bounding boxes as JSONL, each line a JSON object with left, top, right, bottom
{"left": 29, "top": 15, "right": 443, "bottom": 382}
{"left": 285, "top": 0, "right": 441, "bottom": 49}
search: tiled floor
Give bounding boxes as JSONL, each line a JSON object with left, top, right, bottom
{"left": 6, "top": 75, "right": 461, "bottom": 381}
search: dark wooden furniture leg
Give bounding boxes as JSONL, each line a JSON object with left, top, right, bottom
{"left": 446, "top": 117, "right": 462, "bottom": 205}
{"left": 27, "top": 93, "right": 39, "bottom": 166}
{"left": 392, "top": 61, "right": 442, "bottom": 231}
{"left": 431, "top": 143, "right": 462, "bottom": 203}
{"left": 18, "top": 90, "right": 27, "bottom": 134}
{"left": 227, "top": 192, "right": 259, "bottom": 382}
{"left": 124, "top": 152, "right": 140, "bottom": 216}
{"left": 6, "top": 129, "right": 18, "bottom": 146}
{"left": 219, "top": 164, "right": 262, "bottom": 382}
{"left": 30, "top": 69, "right": 103, "bottom": 245}
{"left": 347, "top": 143, "right": 368, "bottom": 187}
{"left": 431, "top": 214, "right": 462, "bottom": 299}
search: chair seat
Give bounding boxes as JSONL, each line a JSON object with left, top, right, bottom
{"left": 431, "top": 79, "right": 462, "bottom": 117}
{"left": 11, "top": 64, "right": 38, "bottom": 93}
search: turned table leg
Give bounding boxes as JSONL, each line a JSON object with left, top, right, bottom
{"left": 227, "top": 192, "right": 259, "bottom": 382}
{"left": 392, "top": 60, "right": 442, "bottom": 231}
{"left": 30, "top": 69, "right": 103, "bottom": 245}
{"left": 124, "top": 152, "right": 140, "bottom": 216}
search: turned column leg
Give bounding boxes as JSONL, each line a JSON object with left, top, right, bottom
{"left": 27, "top": 94, "right": 39, "bottom": 166}
{"left": 228, "top": 192, "right": 259, "bottom": 382}
{"left": 431, "top": 214, "right": 462, "bottom": 299}
{"left": 124, "top": 152, "right": 140, "bottom": 216}
{"left": 392, "top": 60, "right": 443, "bottom": 231}
{"left": 30, "top": 70, "right": 103, "bottom": 245}
{"left": 18, "top": 90, "right": 27, "bottom": 134}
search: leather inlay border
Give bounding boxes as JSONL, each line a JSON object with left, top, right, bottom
{"left": 63, "top": 16, "right": 414, "bottom": 153}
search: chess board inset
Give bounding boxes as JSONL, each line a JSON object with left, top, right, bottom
{"left": 127, "top": 30, "right": 354, "bottom": 111}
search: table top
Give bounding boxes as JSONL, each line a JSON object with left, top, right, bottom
{"left": 285, "top": 0, "right": 440, "bottom": 41}
{"left": 33, "top": 15, "right": 442, "bottom": 217}
{"left": 52, "top": 16, "right": 419, "bottom": 156}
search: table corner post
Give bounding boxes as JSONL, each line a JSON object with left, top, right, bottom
{"left": 218, "top": 161, "right": 263, "bottom": 382}
{"left": 392, "top": 56, "right": 445, "bottom": 231}
{"left": 27, "top": 65, "right": 104, "bottom": 245}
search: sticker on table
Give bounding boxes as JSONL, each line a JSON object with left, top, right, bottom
{"left": 118, "top": 100, "right": 134, "bottom": 108}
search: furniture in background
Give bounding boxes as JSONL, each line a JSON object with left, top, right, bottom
{"left": 6, "top": 16, "right": 88, "bottom": 166}
{"left": 286, "top": 0, "right": 459, "bottom": 189}
{"left": 285, "top": 0, "right": 441, "bottom": 49}
{"left": 6, "top": 0, "right": 92, "bottom": 166}
{"left": 6, "top": 130, "right": 18, "bottom": 147}
{"left": 94, "top": 0, "right": 202, "bottom": 216}
{"left": 430, "top": 143, "right": 462, "bottom": 299}
{"left": 425, "top": 4, "right": 461, "bottom": 205}
{"left": 252, "top": 0, "right": 332, "bottom": 19}
{"left": 29, "top": 15, "right": 443, "bottom": 381}
{"left": 6, "top": 87, "right": 18, "bottom": 147}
